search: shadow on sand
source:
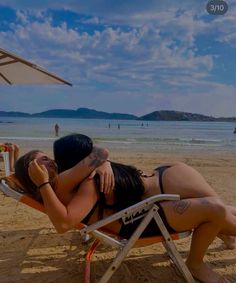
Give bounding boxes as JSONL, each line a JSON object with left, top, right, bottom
{"left": 0, "top": 228, "right": 235, "bottom": 283}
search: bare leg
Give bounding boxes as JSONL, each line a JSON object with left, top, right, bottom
{"left": 161, "top": 163, "right": 236, "bottom": 250}
{"left": 218, "top": 233, "right": 236, "bottom": 250}
{"left": 217, "top": 205, "right": 236, "bottom": 249}
{"left": 161, "top": 197, "right": 230, "bottom": 283}
{"left": 7, "top": 144, "right": 15, "bottom": 172}
{"left": 226, "top": 205, "right": 236, "bottom": 216}
{"left": 187, "top": 223, "right": 229, "bottom": 283}
{"left": 13, "top": 144, "right": 19, "bottom": 165}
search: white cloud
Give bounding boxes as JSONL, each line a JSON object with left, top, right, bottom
{"left": 16, "top": 10, "right": 29, "bottom": 24}
{"left": 80, "top": 16, "right": 101, "bottom": 25}
{"left": 2, "top": 17, "right": 211, "bottom": 78}
{"left": 173, "top": 85, "right": 236, "bottom": 117}
{"left": 0, "top": 15, "right": 217, "bottom": 104}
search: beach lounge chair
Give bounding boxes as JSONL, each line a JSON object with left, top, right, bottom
{"left": 0, "top": 175, "right": 195, "bottom": 283}
{"left": 0, "top": 151, "right": 10, "bottom": 176}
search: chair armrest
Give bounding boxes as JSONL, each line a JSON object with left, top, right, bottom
{"left": 80, "top": 194, "right": 180, "bottom": 235}
{"left": 0, "top": 179, "right": 23, "bottom": 200}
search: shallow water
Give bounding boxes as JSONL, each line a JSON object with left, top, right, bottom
{"left": 0, "top": 117, "right": 235, "bottom": 154}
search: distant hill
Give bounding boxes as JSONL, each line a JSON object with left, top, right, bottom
{"left": 32, "top": 109, "right": 79, "bottom": 118}
{"left": 0, "top": 111, "right": 30, "bottom": 117}
{"left": 139, "top": 110, "right": 216, "bottom": 121}
{"left": 0, "top": 108, "right": 235, "bottom": 121}
{"left": 32, "top": 108, "right": 138, "bottom": 120}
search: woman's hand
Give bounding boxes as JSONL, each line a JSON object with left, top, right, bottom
{"left": 89, "top": 161, "right": 115, "bottom": 194}
{"left": 28, "top": 159, "right": 49, "bottom": 187}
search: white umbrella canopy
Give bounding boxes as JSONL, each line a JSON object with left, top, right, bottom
{"left": 0, "top": 47, "right": 72, "bottom": 86}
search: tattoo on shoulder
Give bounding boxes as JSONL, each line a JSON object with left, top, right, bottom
{"left": 88, "top": 147, "right": 107, "bottom": 168}
{"left": 173, "top": 200, "right": 191, "bottom": 215}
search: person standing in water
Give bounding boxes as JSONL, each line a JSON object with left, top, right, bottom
{"left": 54, "top": 124, "right": 60, "bottom": 137}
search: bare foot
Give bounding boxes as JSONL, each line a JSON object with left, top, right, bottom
{"left": 218, "top": 234, "right": 236, "bottom": 250}
{"left": 186, "top": 262, "right": 229, "bottom": 283}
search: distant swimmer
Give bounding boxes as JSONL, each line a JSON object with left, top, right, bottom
{"left": 55, "top": 123, "right": 60, "bottom": 137}
{"left": 234, "top": 127, "right": 236, "bottom": 134}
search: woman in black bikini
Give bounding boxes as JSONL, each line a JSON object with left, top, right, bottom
{"left": 15, "top": 133, "right": 235, "bottom": 283}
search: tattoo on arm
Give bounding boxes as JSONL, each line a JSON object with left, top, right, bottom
{"left": 173, "top": 200, "right": 191, "bottom": 215}
{"left": 88, "top": 147, "right": 108, "bottom": 168}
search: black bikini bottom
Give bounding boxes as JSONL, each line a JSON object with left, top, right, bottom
{"left": 119, "top": 203, "right": 176, "bottom": 239}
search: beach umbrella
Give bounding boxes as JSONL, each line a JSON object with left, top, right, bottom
{"left": 0, "top": 47, "right": 72, "bottom": 86}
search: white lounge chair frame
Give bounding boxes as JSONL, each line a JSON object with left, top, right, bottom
{"left": 0, "top": 179, "right": 194, "bottom": 283}
{"left": 0, "top": 152, "right": 10, "bottom": 176}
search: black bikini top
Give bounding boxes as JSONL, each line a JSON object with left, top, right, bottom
{"left": 81, "top": 189, "right": 111, "bottom": 225}
{"left": 81, "top": 201, "right": 100, "bottom": 225}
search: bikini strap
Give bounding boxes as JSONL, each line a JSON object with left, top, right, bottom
{"left": 155, "top": 166, "right": 171, "bottom": 194}
{"left": 82, "top": 201, "right": 100, "bottom": 225}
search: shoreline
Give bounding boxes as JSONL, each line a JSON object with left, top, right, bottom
{"left": 1, "top": 137, "right": 235, "bottom": 158}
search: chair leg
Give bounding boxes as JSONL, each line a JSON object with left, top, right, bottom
{"left": 84, "top": 239, "right": 100, "bottom": 283}
{"left": 98, "top": 208, "right": 155, "bottom": 283}
{"left": 2, "top": 152, "right": 10, "bottom": 176}
{"left": 153, "top": 213, "right": 195, "bottom": 283}
{"left": 88, "top": 204, "right": 194, "bottom": 283}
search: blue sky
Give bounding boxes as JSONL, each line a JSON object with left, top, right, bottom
{"left": 0, "top": 0, "right": 236, "bottom": 117}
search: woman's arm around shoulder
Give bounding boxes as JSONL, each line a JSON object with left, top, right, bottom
{"left": 56, "top": 146, "right": 109, "bottom": 192}
{"left": 28, "top": 160, "right": 99, "bottom": 233}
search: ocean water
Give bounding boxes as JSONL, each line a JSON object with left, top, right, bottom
{"left": 0, "top": 117, "right": 235, "bottom": 154}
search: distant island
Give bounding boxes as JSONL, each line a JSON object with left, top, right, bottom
{"left": 0, "top": 108, "right": 235, "bottom": 122}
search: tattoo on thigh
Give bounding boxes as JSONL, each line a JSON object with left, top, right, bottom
{"left": 173, "top": 200, "right": 191, "bottom": 215}
{"left": 89, "top": 147, "right": 107, "bottom": 167}
{"left": 199, "top": 198, "right": 211, "bottom": 206}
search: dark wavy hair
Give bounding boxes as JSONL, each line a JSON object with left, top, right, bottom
{"left": 53, "top": 133, "right": 93, "bottom": 173}
{"left": 53, "top": 133, "right": 145, "bottom": 212}
{"left": 14, "top": 150, "right": 42, "bottom": 201}
{"left": 110, "top": 161, "right": 145, "bottom": 211}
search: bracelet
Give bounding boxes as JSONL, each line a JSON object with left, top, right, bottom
{"left": 37, "top": 182, "right": 50, "bottom": 190}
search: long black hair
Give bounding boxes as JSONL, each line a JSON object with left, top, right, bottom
{"left": 54, "top": 133, "right": 93, "bottom": 173}
{"left": 109, "top": 161, "right": 145, "bottom": 211}
{"left": 53, "top": 133, "right": 145, "bottom": 211}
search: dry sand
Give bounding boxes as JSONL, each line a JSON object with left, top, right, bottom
{"left": 0, "top": 144, "right": 236, "bottom": 282}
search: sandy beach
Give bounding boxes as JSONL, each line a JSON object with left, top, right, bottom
{"left": 0, "top": 143, "right": 236, "bottom": 283}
